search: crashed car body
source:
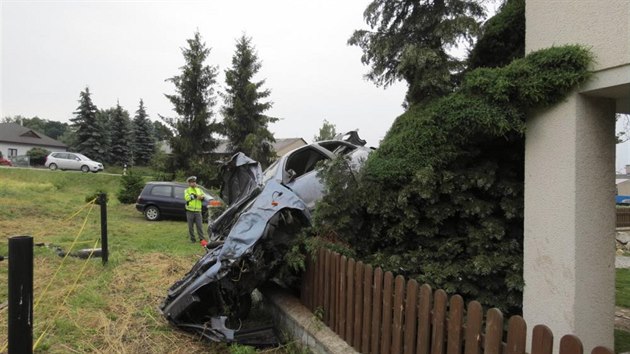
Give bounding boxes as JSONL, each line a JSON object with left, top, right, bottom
{"left": 159, "top": 132, "right": 372, "bottom": 341}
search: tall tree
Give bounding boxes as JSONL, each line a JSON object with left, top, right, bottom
{"left": 132, "top": 99, "right": 155, "bottom": 165}
{"left": 221, "top": 35, "right": 277, "bottom": 168}
{"left": 313, "top": 119, "right": 337, "bottom": 142}
{"left": 95, "top": 108, "right": 114, "bottom": 163}
{"left": 162, "top": 31, "right": 220, "bottom": 172}
{"left": 152, "top": 120, "right": 173, "bottom": 142}
{"left": 348, "top": 0, "right": 484, "bottom": 106}
{"left": 109, "top": 103, "right": 132, "bottom": 166}
{"left": 70, "top": 87, "right": 107, "bottom": 160}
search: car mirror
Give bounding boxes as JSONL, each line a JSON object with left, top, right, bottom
{"left": 286, "top": 169, "right": 297, "bottom": 182}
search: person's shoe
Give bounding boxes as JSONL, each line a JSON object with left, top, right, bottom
{"left": 190, "top": 238, "right": 196, "bottom": 243}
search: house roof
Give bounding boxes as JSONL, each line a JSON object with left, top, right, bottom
{"left": 0, "top": 122, "right": 67, "bottom": 148}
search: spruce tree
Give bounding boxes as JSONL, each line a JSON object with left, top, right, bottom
{"left": 221, "top": 35, "right": 277, "bottom": 168}
{"left": 132, "top": 99, "right": 155, "bottom": 165}
{"left": 96, "top": 108, "right": 114, "bottom": 163}
{"left": 70, "top": 87, "right": 106, "bottom": 160}
{"left": 348, "top": 0, "right": 484, "bottom": 105}
{"left": 163, "top": 31, "right": 219, "bottom": 172}
{"left": 109, "top": 103, "right": 132, "bottom": 166}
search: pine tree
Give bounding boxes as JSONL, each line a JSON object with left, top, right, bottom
{"left": 348, "top": 0, "right": 484, "bottom": 106}
{"left": 132, "top": 99, "right": 155, "bottom": 165}
{"left": 163, "top": 31, "right": 219, "bottom": 172}
{"left": 96, "top": 108, "right": 113, "bottom": 163}
{"left": 110, "top": 103, "right": 132, "bottom": 166}
{"left": 70, "top": 87, "right": 107, "bottom": 160}
{"left": 221, "top": 35, "right": 277, "bottom": 168}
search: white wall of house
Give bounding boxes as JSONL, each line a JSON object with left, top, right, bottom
{"left": 524, "top": 0, "right": 629, "bottom": 351}
{"left": 0, "top": 142, "right": 67, "bottom": 157}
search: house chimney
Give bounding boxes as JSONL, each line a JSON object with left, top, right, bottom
{"left": 625, "top": 164, "right": 630, "bottom": 175}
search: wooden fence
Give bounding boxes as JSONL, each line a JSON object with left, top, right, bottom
{"left": 300, "top": 248, "right": 613, "bottom": 354}
{"left": 617, "top": 208, "right": 630, "bottom": 228}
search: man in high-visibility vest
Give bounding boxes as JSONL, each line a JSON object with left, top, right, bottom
{"left": 185, "top": 176, "right": 206, "bottom": 243}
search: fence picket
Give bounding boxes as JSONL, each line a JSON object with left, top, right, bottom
{"left": 362, "top": 265, "right": 374, "bottom": 354}
{"left": 371, "top": 268, "right": 384, "bottom": 354}
{"left": 505, "top": 316, "right": 527, "bottom": 354}
{"left": 591, "top": 346, "right": 614, "bottom": 354}
{"left": 339, "top": 256, "right": 347, "bottom": 337}
{"left": 431, "top": 289, "right": 447, "bottom": 354}
{"left": 484, "top": 309, "right": 504, "bottom": 354}
{"left": 331, "top": 252, "right": 339, "bottom": 330}
{"left": 345, "top": 258, "right": 356, "bottom": 344}
{"left": 403, "top": 280, "right": 419, "bottom": 354}
{"left": 446, "top": 295, "right": 464, "bottom": 354}
{"left": 392, "top": 275, "right": 406, "bottom": 354}
{"left": 324, "top": 250, "right": 331, "bottom": 325}
{"left": 317, "top": 248, "right": 325, "bottom": 311}
{"left": 464, "top": 301, "right": 483, "bottom": 354}
{"left": 381, "top": 271, "right": 394, "bottom": 354}
{"left": 559, "top": 335, "right": 583, "bottom": 354}
{"left": 531, "top": 325, "right": 553, "bottom": 354}
{"left": 354, "top": 261, "right": 365, "bottom": 351}
{"left": 416, "top": 284, "right": 433, "bottom": 354}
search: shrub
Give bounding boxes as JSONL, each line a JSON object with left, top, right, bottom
{"left": 27, "top": 147, "right": 50, "bottom": 166}
{"left": 117, "top": 171, "right": 145, "bottom": 204}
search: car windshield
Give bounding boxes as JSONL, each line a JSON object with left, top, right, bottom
{"left": 261, "top": 159, "right": 280, "bottom": 184}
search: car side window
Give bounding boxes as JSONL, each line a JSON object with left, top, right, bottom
{"left": 174, "top": 186, "right": 186, "bottom": 199}
{"left": 54, "top": 153, "right": 67, "bottom": 159}
{"left": 284, "top": 148, "right": 329, "bottom": 179}
{"left": 151, "top": 185, "right": 172, "bottom": 197}
{"left": 67, "top": 153, "right": 77, "bottom": 160}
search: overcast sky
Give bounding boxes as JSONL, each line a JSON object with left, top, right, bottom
{"left": 1, "top": 0, "right": 411, "bottom": 147}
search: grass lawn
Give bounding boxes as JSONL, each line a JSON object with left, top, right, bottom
{"left": 0, "top": 167, "right": 297, "bottom": 353}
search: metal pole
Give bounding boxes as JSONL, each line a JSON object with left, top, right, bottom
{"left": 8, "top": 235, "right": 33, "bottom": 354}
{"left": 99, "top": 193, "right": 108, "bottom": 265}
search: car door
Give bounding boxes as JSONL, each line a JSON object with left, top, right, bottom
{"left": 173, "top": 186, "right": 188, "bottom": 216}
{"left": 55, "top": 153, "right": 70, "bottom": 169}
{"left": 149, "top": 185, "right": 177, "bottom": 217}
{"left": 65, "top": 153, "right": 81, "bottom": 170}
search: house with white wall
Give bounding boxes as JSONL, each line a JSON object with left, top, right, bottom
{"left": 0, "top": 122, "right": 67, "bottom": 157}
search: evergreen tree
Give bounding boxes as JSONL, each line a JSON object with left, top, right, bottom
{"left": 70, "top": 87, "right": 107, "bottom": 160}
{"left": 313, "top": 119, "right": 337, "bottom": 142}
{"left": 152, "top": 120, "right": 173, "bottom": 142}
{"left": 109, "top": 103, "right": 132, "bottom": 166}
{"left": 348, "top": 0, "right": 484, "bottom": 105}
{"left": 163, "top": 31, "right": 220, "bottom": 172}
{"left": 221, "top": 35, "right": 277, "bottom": 168}
{"left": 96, "top": 108, "right": 114, "bottom": 163}
{"left": 132, "top": 99, "right": 155, "bottom": 165}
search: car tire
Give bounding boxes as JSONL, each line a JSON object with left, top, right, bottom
{"left": 81, "top": 165, "right": 90, "bottom": 173}
{"left": 49, "top": 163, "right": 58, "bottom": 171}
{"left": 144, "top": 206, "right": 160, "bottom": 221}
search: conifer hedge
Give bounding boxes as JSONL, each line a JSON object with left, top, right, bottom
{"left": 313, "top": 45, "right": 592, "bottom": 315}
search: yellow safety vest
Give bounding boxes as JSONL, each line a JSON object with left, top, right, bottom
{"left": 185, "top": 186, "right": 204, "bottom": 212}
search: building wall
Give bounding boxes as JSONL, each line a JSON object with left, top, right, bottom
{"left": 524, "top": 0, "right": 629, "bottom": 351}
{"left": 0, "top": 142, "right": 67, "bottom": 157}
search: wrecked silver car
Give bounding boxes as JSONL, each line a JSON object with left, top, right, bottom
{"left": 159, "top": 132, "right": 372, "bottom": 342}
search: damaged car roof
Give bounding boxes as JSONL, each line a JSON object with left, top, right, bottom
{"left": 159, "top": 131, "right": 373, "bottom": 343}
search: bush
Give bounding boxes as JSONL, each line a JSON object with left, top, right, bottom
{"left": 118, "top": 171, "right": 145, "bottom": 204}
{"left": 27, "top": 147, "right": 50, "bottom": 166}
{"left": 313, "top": 45, "right": 592, "bottom": 316}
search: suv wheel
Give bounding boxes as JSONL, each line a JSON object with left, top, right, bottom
{"left": 81, "top": 165, "right": 90, "bottom": 173}
{"left": 144, "top": 206, "right": 160, "bottom": 221}
{"left": 49, "top": 163, "right": 58, "bottom": 171}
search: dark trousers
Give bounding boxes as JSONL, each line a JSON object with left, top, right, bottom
{"left": 186, "top": 211, "right": 205, "bottom": 241}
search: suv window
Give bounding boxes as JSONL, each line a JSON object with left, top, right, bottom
{"left": 150, "top": 185, "right": 172, "bottom": 197}
{"left": 67, "top": 153, "right": 78, "bottom": 160}
{"left": 174, "top": 186, "right": 186, "bottom": 200}
{"left": 53, "top": 153, "right": 67, "bottom": 159}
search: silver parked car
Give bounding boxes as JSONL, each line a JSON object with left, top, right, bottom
{"left": 45, "top": 152, "right": 104, "bottom": 173}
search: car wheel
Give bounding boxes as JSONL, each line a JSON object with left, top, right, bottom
{"left": 81, "top": 165, "right": 90, "bottom": 173}
{"left": 144, "top": 206, "right": 160, "bottom": 221}
{"left": 49, "top": 163, "right": 58, "bottom": 171}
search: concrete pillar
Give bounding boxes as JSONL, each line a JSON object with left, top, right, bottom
{"left": 524, "top": 94, "right": 616, "bottom": 351}
{"left": 524, "top": 1, "right": 628, "bottom": 351}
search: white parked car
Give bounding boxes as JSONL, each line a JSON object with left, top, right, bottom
{"left": 45, "top": 152, "right": 104, "bottom": 173}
